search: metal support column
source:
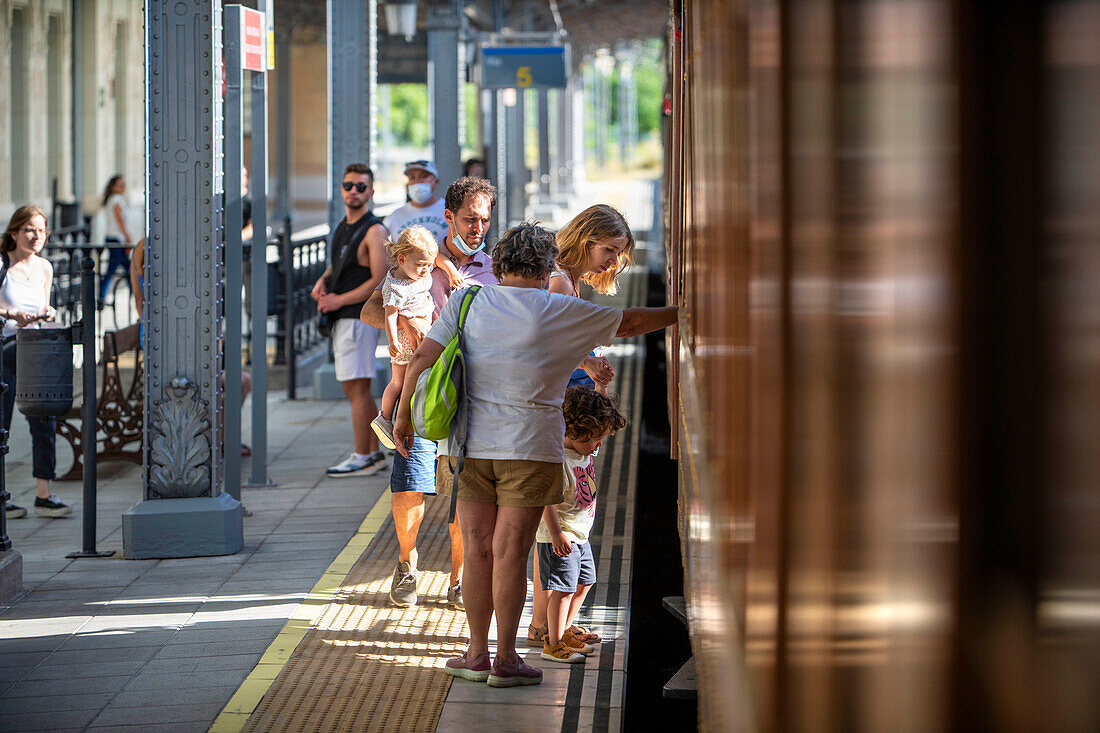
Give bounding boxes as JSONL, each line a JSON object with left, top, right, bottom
{"left": 327, "top": 0, "right": 376, "bottom": 232}
{"left": 250, "top": 0, "right": 271, "bottom": 487}
{"left": 537, "top": 89, "right": 551, "bottom": 200}
{"left": 506, "top": 90, "right": 526, "bottom": 226}
{"left": 124, "top": 0, "right": 243, "bottom": 560}
{"left": 223, "top": 7, "right": 244, "bottom": 501}
{"left": 494, "top": 90, "right": 509, "bottom": 234}
{"left": 428, "top": 3, "right": 464, "bottom": 188}
{"left": 557, "top": 74, "right": 576, "bottom": 198}
{"left": 274, "top": 21, "right": 292, "bottom": 221}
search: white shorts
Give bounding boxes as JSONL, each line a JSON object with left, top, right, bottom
{"left": 332, "top": 318, "right": 378, "bottom": 382}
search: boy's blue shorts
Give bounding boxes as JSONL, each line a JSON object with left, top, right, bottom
{"left": 537, "top": 539, "right": 596, "bottom": 592}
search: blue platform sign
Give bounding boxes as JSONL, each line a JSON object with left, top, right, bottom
{"left": 482, "top": 46, "right": 567, "bottom": 89}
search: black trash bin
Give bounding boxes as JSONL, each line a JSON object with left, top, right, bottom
{"left": 15, "top": 326, "right": 74, "bottom": 417}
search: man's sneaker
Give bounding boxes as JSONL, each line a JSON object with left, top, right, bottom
{"left": 4, "top": 502, "right": 27, "bottom": 519}
{"left": 541, "top": 640, "right": 586, "bottom": 664}
{"left": 326, "top": 452, "right": 385, "bottom": 478}
{"left": 486, "top": 653, "right": 543, "bottom": 688}
{"left": 33, "top": 494, "right": 72, "bottom": 517}
{"left": 447, "top": 582, "right": 464, "bottom": 611}
{"left": 389, "top": 561, "right": 418, "bottom": 607}
{"left": 370, "top": 412, "right": 397, "bottom": 450}
{"left": 444, "top": 650, "right": 491, "bottom": 682}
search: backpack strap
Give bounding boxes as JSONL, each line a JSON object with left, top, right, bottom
{"left": 448, "top": 285, "right": 481, "bottom": 525}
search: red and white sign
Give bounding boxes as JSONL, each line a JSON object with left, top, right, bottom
{"left": 241, "top": 8, "right": 266, "bottom": 72}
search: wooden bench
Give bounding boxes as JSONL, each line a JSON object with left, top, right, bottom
{"left": 55, "top": 323, "right": 143, "bottom": 481}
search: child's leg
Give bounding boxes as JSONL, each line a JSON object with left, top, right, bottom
{"left": 564, "top": 583, "right": 593, "bottom": 630}
{"left": 530, "top": 559, "right": 549, "bottom": 634}
{"left": 546, "top": 590, "right": 573, "bottom": 646}
{"left": 380, "top": 362, "right": 405, "bottom": 419}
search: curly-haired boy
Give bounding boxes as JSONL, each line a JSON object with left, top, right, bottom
{"left": 532, "top": 386, "right": 627, "bottom": 663}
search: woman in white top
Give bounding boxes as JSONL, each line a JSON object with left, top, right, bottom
{"left": 550, "top": 204, "right": 637, "bottom": 394}
{"left": 100, "top": 174, "right": 135, "bottom": 304}
{"left": 391, "top": 223, "right": 677, "bottom": 687}
{"left": 1, "top": 206, "right": 70, "bottom": 519}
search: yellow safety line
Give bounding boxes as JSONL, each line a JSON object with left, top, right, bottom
{"left": 208, "top": 491, "right": 393, "bottom": 733}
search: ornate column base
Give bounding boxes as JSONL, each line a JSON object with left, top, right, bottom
{"left": 0, "top": 550, "right": 22, "bottom": 602}
{"left": 122, "top": 493, "right": 243, "bottom": 559}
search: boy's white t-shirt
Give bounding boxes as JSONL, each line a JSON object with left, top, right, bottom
{"left": 427, "top": 284, "right": 623, "bottom": 463}
{"left": 383, "top": 199, "right": 448, "bottom": 245}
{"left": 536, "top": 448, "right": 597, "bottom": 544}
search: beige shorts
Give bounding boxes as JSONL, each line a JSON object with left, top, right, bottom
{"left": 436, "top": 456, "right": 564, "bottom": 508}
{"left": 332, "top": 318, "right": 378, "bottom": 381}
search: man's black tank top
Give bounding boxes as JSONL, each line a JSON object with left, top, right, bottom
{"left": 330, "top": 211, "right": 383, "bottom": 321}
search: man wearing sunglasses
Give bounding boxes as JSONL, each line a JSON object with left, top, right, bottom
{"left": 382, "top": 160, "right": 448, "bottom": 246}
{"left": 311, "top": 163, "right": 389, "bottom": 477}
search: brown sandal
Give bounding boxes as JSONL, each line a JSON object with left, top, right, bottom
{"left": 568, "top": 624, "right": 601, "bottom": 644}
{"left": 526, "top": 624, "right": 548, "bottom": 648}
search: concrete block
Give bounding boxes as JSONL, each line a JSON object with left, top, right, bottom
{"left": 0, "top": 550, "right": 21, "bottom": 602}
{"left": 122, "top": 494, "right": 243, "bottom": 560}
{"left": 312, "top": 363, "right": 344, "bottom": 400}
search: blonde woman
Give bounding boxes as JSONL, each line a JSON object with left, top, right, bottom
{"left": 550, "top": 204, "right": 636, "bottom": 393}
{"left": 1, "top": 206, "right": 69, "bottom": 518}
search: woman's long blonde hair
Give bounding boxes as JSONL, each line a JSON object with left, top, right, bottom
{"left": 554, "top": 204, "right": 635, "bottom": 295}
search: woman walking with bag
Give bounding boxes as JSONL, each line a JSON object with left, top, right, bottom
{"left": 1, "top": 206, "right": 70, "bottom": 519}
{"left": 391, "top": 223, "right": 677, "bottom": 687}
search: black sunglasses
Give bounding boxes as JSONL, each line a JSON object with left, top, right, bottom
{"left": 342, "top": 182, "right": 369, "bottom": 193}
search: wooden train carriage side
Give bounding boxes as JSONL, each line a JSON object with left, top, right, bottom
{"left": 664, "top": 0, "right": 1100, "bottom": 730}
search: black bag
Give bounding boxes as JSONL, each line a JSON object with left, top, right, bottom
{"left": 317, "top": 311, "right": 334, "bottom": 338}
{"left": 316, "top": 216, "right": 372, "bottom": 338}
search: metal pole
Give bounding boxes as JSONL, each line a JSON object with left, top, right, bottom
{"left": 71, "top": 0, "right": 83, "bottom": 208}
{"left": 537, "top": 89, "right": 551, "bottom": 201}
{"left": 0, "top": 339, "right": 11, "bottom": 553}
{"left": 223, "top": 6, "right": 244, "bottom": 502}
{"left": 67, "top": 253, "right": 112, "bottom": 558}
{"left": 250, "top": 0, "right": 270, "bottom": 486}
{"left": 274, "top": 23, "right": 292, "bottom": 220}
{"left": 283, "top": 218, "right": 296, "bottom": 400}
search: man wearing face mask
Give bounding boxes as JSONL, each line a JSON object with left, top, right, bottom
{"left": 383, "top": 160, "right": 449, "bottom": 246}
{"left": 361, "top": 176, "right": 498, "bottom": 610}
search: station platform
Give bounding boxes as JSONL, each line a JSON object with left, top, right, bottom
{"left": 0, "top": 220, "right": 658, "bottom": 732}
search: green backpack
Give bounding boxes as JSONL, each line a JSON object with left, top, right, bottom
{"left": 410, "top": 285, "right": 481, "bottom": 441}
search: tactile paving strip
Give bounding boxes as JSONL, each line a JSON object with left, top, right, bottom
{"left": 242, "top": 495, "right": 468, "bottom": 732}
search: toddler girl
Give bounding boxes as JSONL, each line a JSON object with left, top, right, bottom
{"left": 371, "top": 225, "right": 438, "bottom": 449}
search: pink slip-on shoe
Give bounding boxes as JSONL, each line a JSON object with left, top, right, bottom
{"left": 445, "top": 650, "right": 491, "bottom": 682}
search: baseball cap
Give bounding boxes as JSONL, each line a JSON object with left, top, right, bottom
{"left": 404, "top": 159, "right": 439, "bottom": 178}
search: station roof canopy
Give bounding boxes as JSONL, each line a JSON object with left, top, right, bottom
{"left": 272, "top": 0, "right": 667, "bottom": 57}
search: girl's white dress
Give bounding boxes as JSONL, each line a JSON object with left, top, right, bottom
{"left": 381, "top": 269, "right": 434, "bottom": 365}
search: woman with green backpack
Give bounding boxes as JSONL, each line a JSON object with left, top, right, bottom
{"left": 391, "top": 222, "right": 677, "bottom": 688}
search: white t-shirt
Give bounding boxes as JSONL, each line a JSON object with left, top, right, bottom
{"left": 103, "top": 193, "right": 130, "bottom": 240}
{"left": 427, "top": 284, "right": 623, "bottom": 463}
{"left": 383, "top": 199, "right": 448, "bottom": 246}
{"left": 536, "top": 449, "right": 597, "bottom": 544}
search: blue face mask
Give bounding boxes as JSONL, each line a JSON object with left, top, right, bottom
{"left": 451, "top": 230, "right": 483, "bottom": 256}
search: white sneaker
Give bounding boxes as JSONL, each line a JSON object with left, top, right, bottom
{"left": 371, "top": 412, "right": 397, "bottom": 450}
{"left": 325, "top": 452, "right": 385, "bottom": 477}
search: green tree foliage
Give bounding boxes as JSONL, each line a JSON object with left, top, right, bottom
{"left": 389, "top": 84, "right": 429, "bottom": 148}
{"left": 634, "top": 40, "right": 664, "bottom": 135}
